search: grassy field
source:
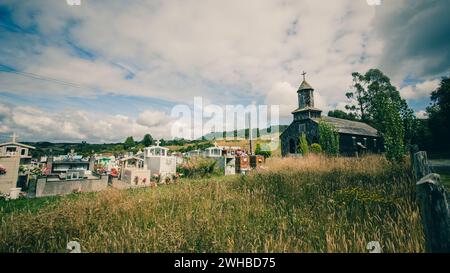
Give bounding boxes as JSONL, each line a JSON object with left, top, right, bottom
{"left": 441, "top": 174, "right": 450, "bottom": 189}
{"left": 0, "top": 155, "right": 424, "bottom": 253}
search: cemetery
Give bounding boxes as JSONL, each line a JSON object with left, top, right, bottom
{"left": 1, "top": 0, "right": 449, "bottom": 255}
{"left": 0, "top": 134, "right": 270, "bottom": 198}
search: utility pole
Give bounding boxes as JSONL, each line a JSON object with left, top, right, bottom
{"left": 248, "top": 113, "right": 253, "bottom": 156}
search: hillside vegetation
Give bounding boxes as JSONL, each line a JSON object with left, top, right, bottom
{"left": 0, "top": 155, "right": 424, "bottom": 253}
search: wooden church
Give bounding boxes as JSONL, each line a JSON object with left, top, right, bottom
{"left": 280, "top": 73, "right": 383, "bottom": 157}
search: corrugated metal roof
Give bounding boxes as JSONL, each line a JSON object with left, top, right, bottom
{"left": 312, "top": 116, "right": 378, "bottom": 137}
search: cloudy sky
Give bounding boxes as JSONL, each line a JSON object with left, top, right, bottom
{"left": 0, "top": 0, "right": 449, "bottom": 143}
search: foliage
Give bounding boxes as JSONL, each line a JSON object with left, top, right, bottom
{"left": 141, "top": 134, "right": 153, "bottom": 147}
{"left": 19, "top": 165, "right": 27, "bottom": 173}
{"left": 345, "top": 69, "right": 414, "bottom": 160}
{"left": 177, "top": 157, "right": 218, "bottom": 178}
{"left": 177, "top": 142, "right": 214, "bottom": 153}
{"left": 378, "top": 97, "right": 405, "bottom": 161}
{"left": 124, "top": 136, "right": 135, "bottom": 149}
{"left": 0, "top": 155, "right": 424, "bottom": 253}
{"left": 131, "top": 143, "right": 145, "bottom": 153}
{"left": 255, "top": 143, "right": 272, "bottom": 158}
{"left": 410, "top": 119, "right": 432, "bottom": 151}
{"left": 310, "top": 143, "right": 322, "bottom": 154}
{"left": 328, "top": 110, "right": 356, "bottom": 121}
{"left": 30, "top": 167, "right": 43, "bottom": 176}
{"left": 318, "top": 121, "right": 339, "bottom": 155}
{"left": 26, "top": 138, "right": 218, "bottom": 159}
{"left": 298, "top": 133, "right": 309, "bottom": 155}
{"left": 427, "top": 76, "right": 450, "bottom": 153}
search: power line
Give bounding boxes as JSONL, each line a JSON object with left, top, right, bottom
{"left": 0, "top": 64, "right": 96, "bottom": 90}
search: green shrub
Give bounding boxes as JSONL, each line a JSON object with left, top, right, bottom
{"left": 310, "top": 143, "right": 322, "bottom": 154}
{"left": 319, "top": 120, "right": 339, "bottom": 155}
{"left": 255, "top": 143, "right": 272, "bottom": 158}
{"left": 298, "top": 133, "right": 309, "bottom": 155}
{"left": 177, "top": 157, "right": 217, "bottom": 178}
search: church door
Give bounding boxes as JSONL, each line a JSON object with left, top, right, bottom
{"left": 289, "top": 139, "right": 296, "bottom": 154}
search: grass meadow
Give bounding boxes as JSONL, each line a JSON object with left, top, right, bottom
{"left": 0, "top": 155, "right": 425, "bottom": 253}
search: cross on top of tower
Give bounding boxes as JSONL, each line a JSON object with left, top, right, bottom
{"left": 301, "top": 71, "right": 307, "bottom": 81}
{"left": 155, "top": 139, "right": 161, "bottom": 146}
{"left": 11, "top": 132, "right": 18, "bottom": 143}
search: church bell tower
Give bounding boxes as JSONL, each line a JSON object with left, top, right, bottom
{"left": 298, "top": 71, "right": 314, "bottom": 109}
{"left": 292, "top": 71, "right": 322, "bottom": 120}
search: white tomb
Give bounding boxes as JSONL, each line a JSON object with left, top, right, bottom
{"left": 144, "top": 140, "right": 176, "bottom": 180}
{"left": 204, "top": 144, "right": 236, "bottom": 175}
{"left": 186, "top": 149, "right": 202, "bottom": 157}
{"left": 205, "top": 147, "right": 223, "bottom": 158}
{"left": 119, "top": 156, "right": 150, "bottom": 186}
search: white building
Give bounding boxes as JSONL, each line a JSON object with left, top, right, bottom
{"left": 0, "top": 133, "right": 35, "bottom": 194}
{"left": 144, "top": 141, "right": 176, "bottom": 180}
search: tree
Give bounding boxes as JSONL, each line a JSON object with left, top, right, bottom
{"left": 379, "top": 97, "right": 405, "bottom": 161}
{"left": 255, "top": 143, "right": 272, "bottom": 158}
{"left": 427, "top": 76, "right": 450, "bottom": 152}
{"left": 411, "top": 118, "right": 432, "bottom": 151}
{"left": 124, "top": 136, "right": 135, "bottom": 149}
{"left": 298, "top": 133, "right": 309, "bottom": 155}
{"left": 141, "top": 134, "right": 153, "bottom": 147}
{"left": 328, "top": 110, "right": 356, "bottom": 121}
{"left": 132, "top": 143, "right": 145, "bottom": 153}
{"left": 346, "top": 69, "right": 415, "bottom": 159}
{"left": 318, "top": 120, "right": 339, "bottom": 156}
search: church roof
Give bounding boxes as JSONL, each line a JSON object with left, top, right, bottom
{"left": 0, "top": 141, "right": 35, "bottom": 149}
{"left": 311, "top": 116, "right": 378, "bottom": 137}
{"left": 298, "top": 80, "right": 313, "bottom": 91}
{"left": 292, "top": 106, "right": 322, "bottom": 114}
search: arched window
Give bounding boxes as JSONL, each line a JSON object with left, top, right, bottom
{"left": 289, "top": 139, "right": 296, "bottom": 154}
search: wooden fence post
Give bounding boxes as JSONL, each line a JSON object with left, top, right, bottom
{"left": 414, "top": 151, "right": 450, "bottom": 253}
{"left": 413, "top": 151, "right": 431, "bottom": 180}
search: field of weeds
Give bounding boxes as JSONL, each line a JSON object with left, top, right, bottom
{"left": 0, "top": 155, "right": 424, "bottom": 253}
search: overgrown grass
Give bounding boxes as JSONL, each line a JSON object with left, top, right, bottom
{"left": 0, "top": 155, "right": 424, "bottom": 253}
{"left": 441, "top": 174, "right": 450, "bottom": 189}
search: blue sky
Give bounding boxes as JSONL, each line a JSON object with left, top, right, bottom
{"left": 0, "top": 0, "right": 449, "bottom": 143}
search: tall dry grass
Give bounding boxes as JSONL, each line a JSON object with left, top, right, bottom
{"left": 0, "top": 154, "right": 424, "bottom": 253}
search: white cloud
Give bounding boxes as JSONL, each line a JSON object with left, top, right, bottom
{"left": 136, "top": 110, "right": 173, "bottom": 127}
{"left": 0, "top": 102, "right": 174, "bottom": 143}
{"left": 415, "top": 110, "right": 428, "bottom": 119}
{"left": 400, "top": 79, "right": 440, "bottom": 100}
{"left": 1, "top": 0, "right": 382, "bottom": 105}
{"left": 1, "top": 0, "right": 446, "bottom": 142}
{"left": 266, "top": 81, "right": 297, "bottom": 118}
